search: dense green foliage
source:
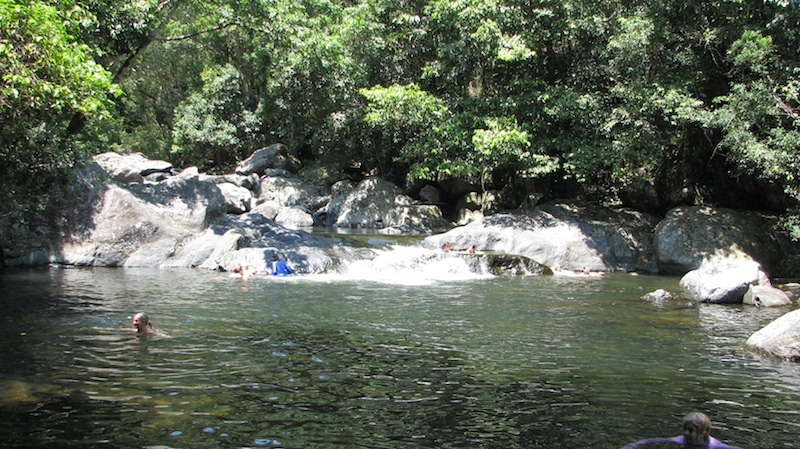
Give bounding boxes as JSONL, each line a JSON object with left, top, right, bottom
{"left": 2, "top": 0, "right": 799, "bottom": 245}
{"left": 1, "top": 0, "right": 119, "bottom": 240}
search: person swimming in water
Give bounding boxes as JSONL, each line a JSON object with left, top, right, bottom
{"left": 230, "top": 264, "right": 254, "bottom": 280}
{"left": 623, "top": 412, "right": 743, "bottom": 449}
{"left": 132, "top": 312, "right": 166, "bottom": 338}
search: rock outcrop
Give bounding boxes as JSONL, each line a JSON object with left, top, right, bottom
{"left": 94, "top": 151, "right": 173, "bottom": 184}
{"left": 424, "top": 202, "right": 659, "bottom": 273}
{"left": 2, "top": 149, "right": 798, "bottom": 283}
{"left": 235, "top": 143, "right": 301, "bottom": 176}
{"left": 654, "top": 206, "right": 792, "bottom": 276}
{"left": 3, "top": 150, "right": 454, "bottom": 272}
{"left": 326, "top": 177, "right": 451, "bottom": 233}
{"left": 54, "top": 167, "right": 227, "bottom": 267}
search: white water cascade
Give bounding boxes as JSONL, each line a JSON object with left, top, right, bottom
{"left": 312, "top": 245, "right": 496, "bottom": 285}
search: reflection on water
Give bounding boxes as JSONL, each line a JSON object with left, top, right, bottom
{"left": 0, "top": 260, "right": 799, "bottom": 448}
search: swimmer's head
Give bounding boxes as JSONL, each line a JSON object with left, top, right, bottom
{"left": 682, "top": 412, "right": 711, "bottom": 446}
{"left": 132, "top": 312, "right": 151, "bottom": 332}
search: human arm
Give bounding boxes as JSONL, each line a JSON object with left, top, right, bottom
{"left": 623, "top": 436, "right": 683, "bottom": 448}
{"left": 708, "top": 436, "right": 744, "bottom": 449}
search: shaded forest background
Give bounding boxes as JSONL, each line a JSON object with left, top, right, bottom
{"left": 1, "top": 0, "right": 799, "bottom": 248}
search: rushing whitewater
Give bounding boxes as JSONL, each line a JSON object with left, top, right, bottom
{"left": 310, "top": 245, "right": 496, "bottom": 285}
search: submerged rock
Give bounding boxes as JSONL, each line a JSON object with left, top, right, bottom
{"left": 642, "top": 289, "right": 674, "bottom": 302}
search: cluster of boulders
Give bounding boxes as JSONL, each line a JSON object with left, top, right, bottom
{"left": 91, "top": 144, "right": 451, "bottom": 233}
{"left": 12, "top": 145, "right": 451, "bottom": 274}
{"left": 2, "top": 145, "right": 799, "bottom": 362}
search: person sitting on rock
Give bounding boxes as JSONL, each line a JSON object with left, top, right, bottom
{"left": 271, "top": 255, "right": 294, "bottom": 276}
{"left": 623, "top": 412, "right": 743, "bottom": 449}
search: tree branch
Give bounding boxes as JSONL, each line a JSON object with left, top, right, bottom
{"left": 158, "top": 21, "right": 239, "bottom": 42}
{"left": 111, "top": 0, "right": 184, "bottom": 83}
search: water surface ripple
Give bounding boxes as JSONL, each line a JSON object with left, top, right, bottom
{"left": 0, "top": 266, "right": 798, "bottom": 448}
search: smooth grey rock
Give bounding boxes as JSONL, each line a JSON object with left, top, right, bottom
{"left": 654, "top": 206, "right": 793, "bottom": 276}
{"left": 746, "top": 309, "right": 800, "bottom": 361}
{"left": 326, "top": 177, "right": 451, "bottom": 232}
{"left": 680, "top": 256, "right": 769, "bottom": 304}
{"left": 235, "top": 143, "right": 300, "bottom": 175}
{"left": 743, "top": 285, "right": 793, "bottom": 307}
{"left": 425, "top": 203, "right": 659, "bottom": 273}
{"left": 94, "top": 152, "right": 172, "bottom": 183}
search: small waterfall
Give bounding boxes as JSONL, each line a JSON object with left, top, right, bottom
{"left": 332, "top": 245, "right": 494, "bottom": 285}
{"left": 307, "top": 245, "right": 549, "bottom": 285}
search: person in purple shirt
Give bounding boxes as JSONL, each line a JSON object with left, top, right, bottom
{"left": 623, "top": 412, "right": 743, "bottom": 449}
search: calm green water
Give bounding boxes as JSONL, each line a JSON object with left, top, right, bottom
{"left": 1, "top": 254, "right": 799, "bottom": 448}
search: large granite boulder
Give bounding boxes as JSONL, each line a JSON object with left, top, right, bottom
{"left": 654, "top": 206, "right": 794, "bottom": 276}
{"left": 216, "top": 182, "right": 254, "bottom": 214}
{"left": 235, "top": 143, "right": 301, "bottom": 176}
{"left": 746, "top": 309, "right": 800, "bottom": 361}
{"left": 275, "top": 206, "right": 315, "bottom": 229}
{"left": 679, "top": 256, "right": 770, "bottom": 304}
{"left": 257, "top": 176, "right": 324, "bottom": 207}
{"left": 54, "top": 168, "right": 228, "bottom": 266}
{"left": 425, "top": 202, "right": 660, "bottom": 273}
{"left": 325, "top": 177, "right": 451, "bottom": 233}
{"left": 203, "top": 173, "right": 260, "bottom": 191}
{"left": 94, "top": 152, "right": 172, "bottom": 184}
{"left": 251, "top": 175, "right": 335, "bottom": 227}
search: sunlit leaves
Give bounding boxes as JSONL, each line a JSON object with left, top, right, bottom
{"left": 362, "top": 83, "right": 448, "bottom": 132}
{"left": 472, "top": 117, "right": 555, "bottom": 179}
{"left": 1, "top": 1, "right": 118, "bottom": 119}
{"left": 710, "top": 30, "right": 800, "bottom": 195}
{"left": 172, "top": 64, "right": 260, "bottom": 169}
{"left": 497, "top": 34, "right": 535, "bottom": 62}
{"left": 729, "top": 30, "right": 777, "bottom": 78}
{"left": 360, "top": 83, "right": 450, "bottom": 176}
{"left": 607, "top": 13, "right": 654, "bottom": 78}
{"left": 0, "top": 0, "right": 120, "bottom": 245}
